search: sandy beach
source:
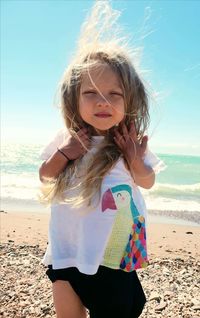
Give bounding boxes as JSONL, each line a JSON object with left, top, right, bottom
{"left": 1, "top": 210, "right": 200, "bottom": 317}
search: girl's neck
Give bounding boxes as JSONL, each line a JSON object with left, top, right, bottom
{"left": 89, "top": 126, "right": 107, "bottom": 136}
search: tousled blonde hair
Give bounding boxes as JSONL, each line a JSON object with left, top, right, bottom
{"left": 40, "top": 1, "right": 150, "bottom": 208}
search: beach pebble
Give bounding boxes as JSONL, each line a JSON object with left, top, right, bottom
{"left": 149, "top": 291, "right": 161, "bottom": 301}
{"left": 191, "top": 298, "right": 200, "bottom": 306}
{"left": 162, "top": 266, "right": 170, "bottom": 275}
{"left": 164, "top": 290, "right": 174, "bottom": 298}
{"left": 155, "top": 301, "right": 167, "bottom": 312}
{"left": 1, "top": 243, "right": 200, "bottom": 318}
{"left": 179, "top": 268, "right": 187, "bottom": 275}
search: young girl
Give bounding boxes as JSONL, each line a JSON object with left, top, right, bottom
{"left": 39, "top": 2, "right": 165, "bottom": 318}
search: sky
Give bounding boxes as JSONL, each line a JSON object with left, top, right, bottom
{"left": 1, "top": 0, "right": 200, "bottom": 155}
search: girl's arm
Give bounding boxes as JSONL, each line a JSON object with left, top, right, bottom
{"left": 39, "top": 150, "right": 70, "bottom": 181}
{"left": 128, "top": 157, "right": 155, "bottom": 189}
{"left": 39, "top": 127, "right": 90, "bottom": 182}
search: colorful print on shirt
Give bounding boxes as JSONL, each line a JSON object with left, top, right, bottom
{"left": 101, "top": 184, "right": 148, "bottom": 271}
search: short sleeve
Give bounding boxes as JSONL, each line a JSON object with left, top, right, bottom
{"left": 143, "top": 148, "right": 166, "bottom": 174}
{"left": 39, "top": 129, "right": 70, "bottom": 161}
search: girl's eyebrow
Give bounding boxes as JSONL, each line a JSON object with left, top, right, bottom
{"left": 82, "top": 86, "right": 96, "bottom": 89}
{"left": 82, "top": 85, "right": 123, "bottom": 91}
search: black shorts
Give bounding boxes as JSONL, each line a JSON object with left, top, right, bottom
{"left": 46, "top": 265, "right": 146, "bottom": 318}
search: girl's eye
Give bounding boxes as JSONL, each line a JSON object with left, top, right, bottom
{"left": 83, "top": 91, "right": 96, "bottom": 95}
{"left": 110, "top": 92, "right": 123, "bottom": 97}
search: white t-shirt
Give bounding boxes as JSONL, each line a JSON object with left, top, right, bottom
{"left": 40, "top": 129, "right": 166, "bottom": 275}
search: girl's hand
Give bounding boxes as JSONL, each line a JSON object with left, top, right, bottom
{"left": 114, "top": 121, "right": 155, "bottom": 188}
{"left": 58, "top": 128, "right": 91, "bottom": 160}
{"left": 113, "top": 121, "right": 148, "bottom": 168}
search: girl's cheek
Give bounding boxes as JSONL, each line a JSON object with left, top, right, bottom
{"left": 83, "top": 95, "right": 97, "bottom": 102}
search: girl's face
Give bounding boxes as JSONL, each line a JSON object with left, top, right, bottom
{"left": 79, "top": 63, "right": 125, "bottom": 135}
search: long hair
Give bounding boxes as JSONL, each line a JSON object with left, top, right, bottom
{"left": 40, "top": 1, "right": 150, "bottom": 209}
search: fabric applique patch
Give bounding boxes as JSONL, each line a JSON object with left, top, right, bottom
{"left": 101, "top": 184, "right": 148, "bottom": 271}
{"left": 120, "top": 215, "right": 148, "bottom": 271}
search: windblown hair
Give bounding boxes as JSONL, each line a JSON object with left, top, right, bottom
{"left": 40, "top": 1, "right": 150, "bottom": 209}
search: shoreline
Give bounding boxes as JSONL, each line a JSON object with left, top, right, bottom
{"left": 1, "top": 204, "right": 200, "bottom": 227}
{"left": 148, "top": 209, "right": 200, "bottom": 226}
{"left": 1, "top": 210, "right": 199, "bottom": 259}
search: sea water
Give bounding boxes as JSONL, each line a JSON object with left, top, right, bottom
{"left": 1, "top": 143, "right": 200, "bottom": 215}
{"left": 142, "top": 153, "right": 200, "bottom": 213}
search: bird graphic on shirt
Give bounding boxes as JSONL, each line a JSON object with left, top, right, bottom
{"left": 101, "top": 184, "right": 148, "bottom": 271}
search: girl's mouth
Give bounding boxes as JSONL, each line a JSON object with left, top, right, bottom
{"left": 95, "top": 113, "right": 112, "bottom": 118}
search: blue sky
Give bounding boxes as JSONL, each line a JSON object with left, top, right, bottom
{"left": 1, "top": 0, "right": 200, "bottom": 155}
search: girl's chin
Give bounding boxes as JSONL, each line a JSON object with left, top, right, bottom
{"left": 88, "top": 125, "right": 115, "bottom": 136}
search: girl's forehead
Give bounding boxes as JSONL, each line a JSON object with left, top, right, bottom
{"left": 80, "top": 63, "right": 121, "bottom": 87}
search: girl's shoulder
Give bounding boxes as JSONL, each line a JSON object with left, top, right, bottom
{"left": 39, "top": 128, "right": 70, "bottom": 161}
{"left": 114, "top": 148, "right": 166, "bottom": 177}
{"left": 143, "top": 148, "right": 167, "bottom": 174}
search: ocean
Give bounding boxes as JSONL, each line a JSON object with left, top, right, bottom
{"left": 1, "top": 143, "right": 200, "bottom": 221}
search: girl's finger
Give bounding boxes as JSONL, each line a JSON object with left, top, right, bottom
{"left": 77, "top": 133, "right": 90, "bottom": 144}
{"left": 114, "top": 129, "right": 124, "bottom": 145}
{"left": 85, "top": 139, "right": 91, "bottom": 147}
{"left": 81, "top": 134, "right": 90, "bottom": 141}
{"left": 121, "top": 123, "right": 129, "bottom": 141}
{"left": 129, "top": 121, "right": 137, "bottom": 140}
{"left": 82, "top": 138, "right": 91, "bottom": 147}
{"left": 140, "top": 135, "right": 148, "bottom": 152}
{"left": 114, "top": 129, "right": 122, "bottom": 140}
{"left": 113, "top": 136, "right": 122, "bottom": 149}
{"left": 77, "top": 128, "right": 88, "bottom": 137}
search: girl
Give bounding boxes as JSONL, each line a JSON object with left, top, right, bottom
{"left": 39, "top": 2, "right": 165, "bottom": 318}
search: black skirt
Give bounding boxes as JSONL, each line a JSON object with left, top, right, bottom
{"left": 46, "top": 265, "right": 146, "bottom": 318}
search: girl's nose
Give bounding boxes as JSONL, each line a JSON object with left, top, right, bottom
{"left": 96, "top": 94, "right": 110, "bottom": 107}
